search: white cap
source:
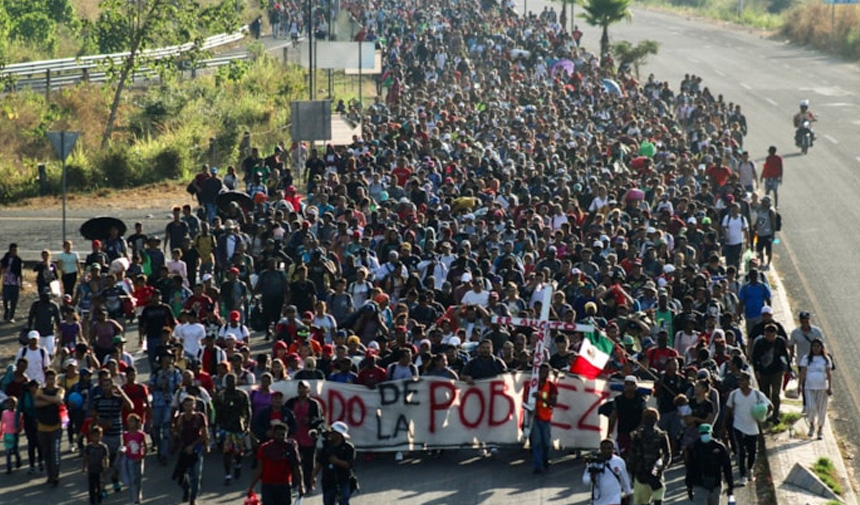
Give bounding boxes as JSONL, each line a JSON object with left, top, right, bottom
{"left": 331, "top": 421, "right": 351, "bottom": 438}
{"left": 367, "top": 341, "right": 381, "bottom": 350}
{"left": 624, "top": 375, "right": 638, "bottom": 383}
{"left": 448, "top": 336, "right": 462, "bottom": 347}
{"left": 201, "top": 273, "right": 213, "bottom": 283}
{"left": 663, "top": 264, "right": 676, "bottom": 274}
{"left": 593, "top": 240, "right": 603, "bottom": 249}
{"left": 27, "top": 330, "right": 40, "bottom": 340}
{"left": 461, "top": 272, "right": 472, "bottom": 283}
{"left": 761, "top": 306, "right": 774, "bottom": 315}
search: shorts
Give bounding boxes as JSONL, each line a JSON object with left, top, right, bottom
{"left": 220, "top": 431, "right": 246, "bottom": 454}
{"left": 633, "top": 477, "right": 666, "bottom": 504}
{"left": 765, "top": 178, "right": 780, "bottom": 192}
{"left": 756, "top": 235, "right": 773, "bottom": 254}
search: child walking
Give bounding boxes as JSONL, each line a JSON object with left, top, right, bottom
{"left": 82, "top": 425, "right": 109, "bottom": 505}
{"left": 1, "top": 397, "right": 23, "bottom": 473}
{"left": 121, "top": 414, "right": 147, "bottom": 504}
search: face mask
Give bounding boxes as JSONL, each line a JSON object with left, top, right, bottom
{"left": 700, "top": 434, "right": 712, "bottom": 444}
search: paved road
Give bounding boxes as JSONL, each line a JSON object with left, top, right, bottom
{"left": 4, "top": 6, "right": 860, "bottom": 504}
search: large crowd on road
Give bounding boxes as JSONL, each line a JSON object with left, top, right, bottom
{"left": 0, "top": 0, "right": 835, "bottom": 504}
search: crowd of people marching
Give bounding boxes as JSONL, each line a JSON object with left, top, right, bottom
{"left": 0, "top": 0, "right": 835, "bottom": 504}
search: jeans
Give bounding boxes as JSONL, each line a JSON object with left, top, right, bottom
{"left": 530, "top": 419, "right": 551, "bottom": 471}
{"left": 733, "top": 428, "right": 758, "bottom": 478}
{"left": 23, "top": 415, "right": 42, "bottom": 469}
{"left": 3, "top": 283, "right": 19, "bottom": 320}
{"left": 5, "top": 434, "right": 21, "bottom": 470}
{"left": 146, "top": 338, "right": 162, "bottom": 372}
{"left": 37, "top": 428, "right": 62, "bottom": 481}
{"left": 88, "top": 471, "right": 103, "bottom": 504}
{"left": 759, "top": 371, "right": 784, "bottom": 419}
{"left": 322, "top": 481, "right": 352, "bottom": 505}
{"left": 185, "top": 453, "right": 204, "bottom": 501}
{"left": 62, "top": 272, "right": 77, "bottom": 296}
{"left": 299, "top": 445, "right": 315, "bottom": 489}
{"left": 121, "top": 457, "right": 144, "bottom": 503}
{"left": 204, "top": 203, "right": 217, "bottom": 224}
{"left": 261, "top": 483, "right": 293, "bottom": 505}
{"left": 151, "top": 405, "right": 173, "bottom": 459}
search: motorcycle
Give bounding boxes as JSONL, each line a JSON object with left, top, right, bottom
{"left": 794, "top": 114, "right": 817, "bottom": 155}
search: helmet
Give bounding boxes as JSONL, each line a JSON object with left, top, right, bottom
{"left": 800, "top": 99, "right": 809, "bottom": 108}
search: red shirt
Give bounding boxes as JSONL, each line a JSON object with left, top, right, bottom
{"left": 257, "top": 438, "right": 300, "bottom": 485}
{"left": 122, "top": 383, "right": 149, "bottom": 425}
{"left": 646, "top": 347, "right": 680, "bottom": 372}
{"left": 705, "top": 164, "right": 732, "bottom": 188}
{"left": 356, "top": 366, "right": 387, "bottom": 387}
{"left": 762, "top": 154, "right": 783, "bottom": 179}
{"left": 391, "top": 166, "right": 412, "bottom": 187}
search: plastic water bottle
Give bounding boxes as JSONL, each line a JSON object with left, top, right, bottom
{"left": 651, "top": 458, "right": 663, "bottom": 476}
{"left": 727, "top": 494, "right": 736, "bottom": 505}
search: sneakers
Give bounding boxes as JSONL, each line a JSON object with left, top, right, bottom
{"left": 817, "top": 430, "right": 824, "bottom": 440}
{"left": 234, "top": 464, "right": 242, "bottom": 479}
{"left": 738, "top": 475, "right": 748, "bottom": 486}
{"left": 395, "top": 451, "right": 404, "bottom": 462}
{"left": 808, "top": 424, "right": 815, "bottom": 437}
{"left": 113, "top": 482, "right": 122, "bottom": 493}
{"left": 224, "top": 475, "right": 232, "bottom": 486}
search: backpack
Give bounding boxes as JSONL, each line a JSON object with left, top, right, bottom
{"left": 17, "top": 347, "right": 48, "bottom": 368}
{"left": 773, "top": 211, "right": 782, "bottom": 232}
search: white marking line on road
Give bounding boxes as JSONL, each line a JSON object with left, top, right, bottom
{"left": 823, "top": 134, "right": 839, "bottom": 144}
{"left": 714, "top": 69, "right": 726, "bottom": 77}
{"left": 688, "top": 57, "right": 701, "bottom": 64}
{"left": 765, "top": 98, "right": 778, "bottom": 107}
{"left": 740, "top": 83, "right": 752, "bottom": 90}
{"left": 856, "top": 157, "right": 860, "bottom": 164}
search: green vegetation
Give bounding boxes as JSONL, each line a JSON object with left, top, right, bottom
{"left": 812, "top": 457, "right": 844, "bottom": 496}
{"left": 769, "top": 411, "right": 801, "bottom": 433}
{"left": 781, "top": 4, "right": 860, "bottom": 60}
{"left": 612, "top": 39, "right": 659, "bottom": 78}
{"left": 582, "top": 0, "right": 633, "bottom": 55}
{"left": 635, "top": 0, "right": 784, "bottom": 29}
{"left": 0, "top": 55, "right": 307, "bottom": 205}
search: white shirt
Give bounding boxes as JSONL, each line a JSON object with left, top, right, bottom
{"left": 461, "top": 289, "right": 490, "bottom": 308}
{"left": 721, "top": 213, "right": 748, "bottom": 246}
{"left": 799, "top": 355, "right": 831, "bottom": 390}
{"left": 20, "top": 346, "right": 49, "bottom": 385}
{"left": 727, "top": 387, "right": 770, "bottom": 436}
{"left": 582, "top": 454, "right": 631, "bottom": 505}
{"left": 219, "top": 323, "right": 250, "bottom": 343}
{"left": 176, "top": 323, "right": 206, "bottom": 358}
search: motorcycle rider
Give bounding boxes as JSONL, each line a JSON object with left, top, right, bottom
{"left": 793, "top": 100, "right": 817, "bottom": 147}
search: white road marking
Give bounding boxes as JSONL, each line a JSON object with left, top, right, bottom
{"left": 740, "top": 83, "right": 752, "bottom": 90}
{"left": 856, "top": 157, "right": 860, "bottom": 163}
{"left": 714, "top": 69, "right": 726, "bottom": 77}
{"left": 765, "top": 98, "right": 778, "bottom": 106}
{"left": 688, "top": 57, "right": 701, "bottom": 64}
{"left": 823, "top": 134, "right": 839, "bottom": 144}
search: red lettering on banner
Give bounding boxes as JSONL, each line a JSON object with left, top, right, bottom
{"left": 488, "top": 380, "right": 515, "bottom": 427}
{"left": 429, "top": 381, "right": 456, "bottom": 433}
{"left": 577, "top": 387, "right": 610, "bottom": 432}
{"left": 458, "top": 387, "right": 485, "bottom": 429}
{"left": 326, "top": 389, "right": 367, "bottom": 427}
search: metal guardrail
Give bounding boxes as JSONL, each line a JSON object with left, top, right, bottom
{"left": 0, "top": 26, "right": 249, "bottom": 92}
{"left": 12, "top": 54, "right": 251, "bottom": 92}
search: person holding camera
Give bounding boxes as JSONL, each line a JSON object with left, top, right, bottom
{"left": 582, "top": 438, "right": 632, "bottom": 505}
{"left": 313, "top": 421, "right": 356, "bottom": 505}
{"left": 685, "top": 423, "right": 734, "bottom": 505}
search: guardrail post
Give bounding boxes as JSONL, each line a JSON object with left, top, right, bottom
{"left": 283, "top": 46, "right": 289, "bottom": 63}
{"left": 45, "top": 69, "right": 51, "bottom": 101}
{"left": 38, "top": 164, "right": 48, "bottom": 195}
{"left": 82, "top": 68, "right": 89, "bottom": 83}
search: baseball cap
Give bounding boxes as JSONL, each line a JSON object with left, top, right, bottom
{"left": 698, "top": 423, "right": 713, "bottom": 434}
{"left": 331, "top": 421, "right": 351, "bottom": 438}
{"left": 798, "top": 311, "right": 811, "bottom": 319}
{"left": 27, "top": 330, "right": 40, "bottom": 340}
{"left": 229, "top": 310, "right": 241, "bottom": 321}
{"left": 760, "top": 306, "right": 774, "bottom": 315}
{"left": 624, "top": 375, "right": 637, "bottom": 383}
{"left": 297, "top": 380, "right": 310, "bottom": 389}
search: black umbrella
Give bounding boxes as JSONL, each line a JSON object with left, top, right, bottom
{"left": 216, "top": 190, "right": 254, "bottom": 212}
{"left": 80, "top": 216, "right": 127, "bottom": 241}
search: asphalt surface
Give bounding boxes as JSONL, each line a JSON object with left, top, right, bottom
{"left": 3, "top": 6, "right": 860, "bottom": 504}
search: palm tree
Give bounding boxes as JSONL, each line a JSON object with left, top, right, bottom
{"left": 581, "top": 0, "right": 632, "bottom": 56}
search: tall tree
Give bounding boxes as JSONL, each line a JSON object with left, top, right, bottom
{"left": 612, "top": 39, "right": 659, "bottom": 78}
{"left": 98, "top": 0, "right": 239, "bottom": 147}
{"left": 581, "top": 0, "right": 632, "bottom": 56}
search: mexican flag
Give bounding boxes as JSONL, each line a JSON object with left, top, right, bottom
{"left": 570, "top": 331, "right": 614, "bottom": 380}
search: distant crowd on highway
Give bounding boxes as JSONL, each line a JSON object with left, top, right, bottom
{"left": 0, "top": 0, "right": 835, "bottom": 504}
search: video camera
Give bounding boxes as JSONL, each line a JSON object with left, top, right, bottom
{"left": 584, "top": 452, "right": 607, "bottom": 474}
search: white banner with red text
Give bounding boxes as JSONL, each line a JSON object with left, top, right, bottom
{"left": 266, "top": 373, "right": 611, "bottom": 452}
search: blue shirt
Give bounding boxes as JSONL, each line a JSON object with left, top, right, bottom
{"left": 738, "top": 282, "right": 771, "bottom": 319}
